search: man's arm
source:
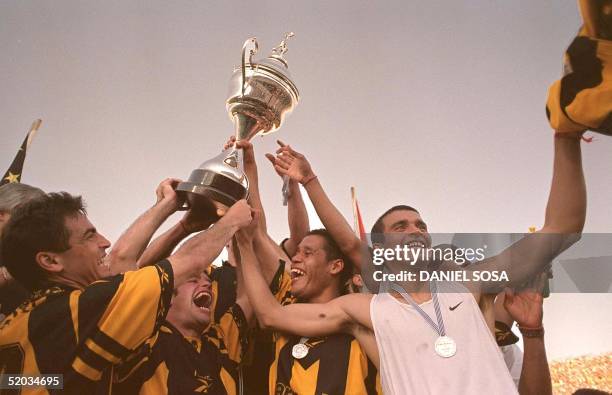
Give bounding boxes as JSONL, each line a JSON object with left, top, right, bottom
{"left": 469, "top": 135, "right": 585, "bottom": 295}
{"left": 235, "top": 223, "right": 357, "bottom": 337}
{"left": 137, "top": 207, "right": 216, "bottom": 268}
{"left": 503, "top": 274, "right": 552, "bottom": 395}
{"left": 168, "top": 199, "right": 252, "bottom": 288}
{"left": 268, "top": 143, "right": 368, "bottom": 284}
{"left": 230, "top": 237, "right": 254, "bottom": 326}
{"left": 285, "top": 180, "right": 310, "bottom": 256}
{"left": 233, "top": 139, "right": 290, "bottom": 284}
{"left": 104, "top": 178, "right": 182, "bottom": 274}
{"left": 265, "top": 144, "right": 310, "bottom": 257}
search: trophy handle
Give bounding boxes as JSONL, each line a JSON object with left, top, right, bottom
{"left": 241, "top": 37, "right": 258, "bottom": 96}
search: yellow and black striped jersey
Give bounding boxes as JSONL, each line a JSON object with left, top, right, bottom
{"left": 246, "top": 262, "right": 381, "bottom": 395}
{"left": 270, "top": 334, "right": 380, "bottom": 395}
{"left": 547, "top": 25, "right": 612, "bottom": 135}
{"left": 242, "top": 261, "right": 294, "bottom": 395}
{"left": 115, "top": 303, "right": 248, "bottom": 395}
{"left": 0, "top": 260, "right": 173, "bottom": 395}
{"left": 208, "top": 263, "right": 237, "bottom": 325}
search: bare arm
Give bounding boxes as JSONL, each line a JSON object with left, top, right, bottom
{"left": 269, "top": 144, "right": 367, "bottom": 283}
{"left": 105, "top": 178, "right": 181, "bottom": 274}
{"left": 137, "top": 206, "right": 215, "bottom": 268}
{"left": 231, "top": 238, "right": 254, "bottom": 327}
{"left": 504, "top": 274, "right": 552, "bottom": 395}
{"left": 236, "top": 226, "right": 354, "bottom": 336}
{"left": 470, "top": 135, "right": 585, "bottom": 295}
{"left": 266, "top": 148, "right": 310, "bottom": 257}
{"left": 168, "top": 200, "right": 252, "bottom": 288}
{"left": 284, "top": 180, "right": 310, "bottom": 256}
{"left": 137, "top": 222, "right": 186, "bottom": 268}
{"left": 232, "top": 139, "right": 290, "bottom": 284}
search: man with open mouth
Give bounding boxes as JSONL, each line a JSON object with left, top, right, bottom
{"left": 115, "top": 251, "right": 253, "bottom": 395}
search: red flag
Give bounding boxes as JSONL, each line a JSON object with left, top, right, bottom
{"left": 350, "top": 186, "right": 367, "bottom": 243}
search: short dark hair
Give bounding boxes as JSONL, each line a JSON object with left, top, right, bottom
{"left": 306, "top": 229, "right": 353, "bottom": 294}
{"left": 1, "top": 192, "right": 86, "bottom": 291}
{"left": 370, "top": 205, "right": 419, "bottom": 244}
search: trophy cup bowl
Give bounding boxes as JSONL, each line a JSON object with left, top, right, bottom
{"left": 176, "top": 34, "right": 299, "bottom": 220}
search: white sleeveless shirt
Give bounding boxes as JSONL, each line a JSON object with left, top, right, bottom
{"left": 370, "top": 282, "right": 518, "bottom": 395}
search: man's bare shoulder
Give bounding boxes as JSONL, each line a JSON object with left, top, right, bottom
{"left": 336, "top": 293, "right": 374, "bottom": 329}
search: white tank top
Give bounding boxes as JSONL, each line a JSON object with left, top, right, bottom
{"left": 370, "top": 282, "right": 518, "bottom": 395}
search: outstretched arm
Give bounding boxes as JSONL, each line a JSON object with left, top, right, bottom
{"left": 266, "top": 143, "right": 310, "bottom": 257}
{"left": 268, "top": 143, "right": 368, "bottom": 284}
{"left": 504, "top": 274, "right": 552, "bottom": 395}
{"left": 168, "top": 199, "right": 252, "bottom": 288}
{"left": 137, "top": 206, "right": 216, "bottom": 268}
{"left": 105, "top": 178, "right": 182, "bottom": 275}
{"left": 471, "top": 134, "right": 585, "bottom": 295}
{"left": 235, "top": 219, "right": 355, "bottom": 337}
{"left": 231, "top": 138, "right": 290, "bottom": 283}
{"left": 230, "top": 237, "right": 254, "bottom": 327}
{"left": 541, "top": 134, "right": 586, "bottom": 234}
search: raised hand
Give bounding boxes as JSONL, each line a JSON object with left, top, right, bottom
{"left": 222, "top": 199, "right": 253, "bottom": 229}
{"left": 223, "top": 135, "right": 237, "bottom": 151}
{"left": 503, "top": 272, "right": 546, "bottom": 328}
{"left": 235, "top": 209, "right": 260, "bottom": 246}
{"left": 265, "top": 141, "right": 316, "bottom": 184}
{"left": 155, "top": 177, "right": 183, "bottom": 211}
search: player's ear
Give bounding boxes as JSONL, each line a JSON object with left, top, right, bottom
{"left": 329, "top": 258, "right": 344, "bottom": 275}
{"left": 36, "top": 252, "right": 63, "bottom": 273}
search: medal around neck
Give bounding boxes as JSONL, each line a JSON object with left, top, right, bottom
{"left": 292, "top": 343, "right": 309, "bottom": 359}
{"left": 434, "top": 336, "right": 456, "bottom": 358}
{"left": 177, "top": 33, "right": 299, "bottom": 220}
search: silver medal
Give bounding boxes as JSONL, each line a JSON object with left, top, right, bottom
{"left": 434, "top": 336, "right": 456, "bottom": 358}
{"left": 292, "top": 343, "right": 309, "bottom": 359}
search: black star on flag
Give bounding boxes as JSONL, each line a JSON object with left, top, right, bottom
{"left": 1, "top": 119, "right": 42, "bottom": 186}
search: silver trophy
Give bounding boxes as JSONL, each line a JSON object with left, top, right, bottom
{"left": 177, "top": 33, "right": 299, "bottom": 218}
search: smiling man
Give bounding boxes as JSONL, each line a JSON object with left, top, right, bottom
{"left": 0, "top": 190, "right": 252, "bottom": 394}
{"left": 256, "top": 118, "right": 589, "bottom": 394}
{"left": 115, "top": 265, "right": 251, "bottom": 395}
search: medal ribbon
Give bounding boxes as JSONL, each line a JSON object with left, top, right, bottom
{"left": 389, "top": 281, "right": 446, "bottom": 337}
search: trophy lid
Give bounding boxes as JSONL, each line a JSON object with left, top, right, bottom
{"left": 256, "top": 32, "right": 294, "bottom": 77}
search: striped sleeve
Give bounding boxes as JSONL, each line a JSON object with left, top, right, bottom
{"left": 215, "top": 303, "right": 248, "bottom": 363}
{"left": 268, "top": 260, "right": 295, "bottom": 306}
{"left": 209, "top": 263, "right": 237, "bottom": 324}
{"left": 70, "top": 260, "right": 173, "bottom": 381}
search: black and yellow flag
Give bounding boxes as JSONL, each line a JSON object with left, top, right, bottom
{"left": 546, "top": 0, "right": 612, "bottom": 135}
{"left": 1, "top": 119, "right": 42, "bottom": 186}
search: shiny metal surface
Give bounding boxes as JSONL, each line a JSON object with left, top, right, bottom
{"left": 177, "top": 33, "right": 299, "bottom": 217}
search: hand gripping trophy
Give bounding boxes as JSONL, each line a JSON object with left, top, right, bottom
{"left": 177, "top": 33, "right": 299, "bottom": 218}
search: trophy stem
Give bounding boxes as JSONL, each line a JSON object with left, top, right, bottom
{"left": 233, "top": 112, "right": 265, "bottom": 141}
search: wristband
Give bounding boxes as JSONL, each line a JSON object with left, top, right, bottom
{"left": 301, "top": 174, "right": 317, "bottom": 186}
{"left": 518, "top": 325, "right": 545, "bottom": 338}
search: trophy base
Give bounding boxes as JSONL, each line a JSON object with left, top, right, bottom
{"left": 176, "top": 168, "right": 248, "bottom": 219}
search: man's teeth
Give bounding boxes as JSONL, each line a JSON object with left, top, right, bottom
{"left": 407, "top": 241, "right": 426, "bottom": 249}
{"left": 192, "top": 291, "right": 211, "bottom": 309}
{"left": 291, "top": 268, "right": 306, "bottom": 278}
